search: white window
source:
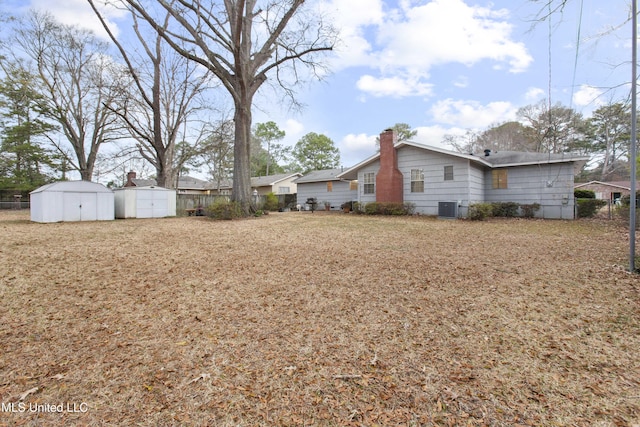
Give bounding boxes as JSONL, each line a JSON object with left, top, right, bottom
{"left": 411, "top": 169, "right": 424, "bottom": 193}
{"left": 444, "top": 165, "right": 454, "bottom": 181}
{"left": 363, "top": 173, "right": 375, "bottom": 194}
{"left": 279, "top": 186, "right": 290, "bottom": 194}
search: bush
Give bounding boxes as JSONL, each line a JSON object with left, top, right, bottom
{"left": 359, "top": 202, "right": 415, "bottom": 215}
{"left": 468, "top": 203, "right": 493, "bottom": 220}
{"left": 206, "top": 199, "right": 242, "bottom": 220}
{"left": 263, "top": 192, "right": 279, "bottom": 211}
{"left": 491, "top": 202, "right": 519, "bottom": 217}
{"left": 520, "top": 203, "right": 541, "bottom": 218}
{"left": 576, "top": 198, "right": 607, "bottom": 218}
{"left": 341, "top": 201, "right": 354, "bottom": 211}
{"left": 574, "top": 189, "right": 595, "bottom": 199}
{"left": 620, "top": 192, "right": 640, "bottom": 207}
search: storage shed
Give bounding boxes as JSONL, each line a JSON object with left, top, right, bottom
{"left": 30, "top": 181, "right": 115, "bottom": 223}
{"left": 113, "top": 186, "right": 176, "bottom": 219}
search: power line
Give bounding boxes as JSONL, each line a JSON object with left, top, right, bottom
{"left": 569, "top": 0, "right": 584, "bottom": 111}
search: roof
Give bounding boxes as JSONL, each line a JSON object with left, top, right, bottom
{"left": 575, "top": 180, "right": 639, "bottom": 190}
{"left": 294, "top": 169, "right": 346, "bottom": 184}
{"left": 476, "top": 150, "right": 590, "bottom": 168}
{"left": 31, "top": 180, "right": 112, "bottom": 194}
{"left": 177, "top": 176, "right": 211, "bottom": 190}
{"left": 131, "top": 178, "right": 156, "bottom": 187}
{"left": 337, "top": 140, "right": 590, "bottom": 180}
{"left": 251, "top": 173, "right": 302, "bottom": 187}
{"left": 113, "top": 185, "right": 174, "bottom": 192}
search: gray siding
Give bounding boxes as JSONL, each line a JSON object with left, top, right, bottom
{"left": 357, "top": 162, "right": 380, "bottom": 205}
{"left": 297, "top": 181, "right": 357, "bottom": 210}
{"left": 484, "top": 163, "right": 575, "bottom": 219}
{"left": 397, "top": 147, "right": 474, "bottom": 216}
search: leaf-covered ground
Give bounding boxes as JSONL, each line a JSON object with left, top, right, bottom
{"left": 0, "top": 210, "right": 639, "bottom": 426}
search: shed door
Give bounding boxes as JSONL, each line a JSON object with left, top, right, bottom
{"left": 136, "top": 191, "right": 168, "bottom": 218}
{"left": 63, "top": 193, "right": 97, "bottom": 221}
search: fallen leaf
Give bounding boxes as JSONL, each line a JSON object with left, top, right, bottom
{"left": 18, "top": 387, "right": 38, "bottom": 401}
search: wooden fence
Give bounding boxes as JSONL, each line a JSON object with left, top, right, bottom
{"left": 176, "top": 193, "right": 298, "bottom": 215}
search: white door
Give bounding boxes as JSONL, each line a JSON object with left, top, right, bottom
{"left": 152, "top": 191, "right": 168, "bottom": 217}
{"left": 136, "top": 190, "right": 154, "bottom": 218}
{"left": 136, "top": 190, "right": 168, "bottom": 218}
{"left": 63, "top": 193, "right": 97, "bottom": 221}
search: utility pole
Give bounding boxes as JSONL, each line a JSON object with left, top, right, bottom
{"left": 630, "top": 0, "right": 637, "bottom": 272}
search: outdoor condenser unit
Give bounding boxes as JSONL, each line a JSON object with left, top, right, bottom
{"left": 438, "top": 201, "right": 458, "bottom": 218}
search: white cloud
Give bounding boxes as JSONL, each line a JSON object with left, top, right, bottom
{"left": 323, "top": 0, "right": 532, "bottom": 99}
{"left": 572, "top": 85, "right": 605, "bottom": 107}
{"left": 525, "top": 87, "right": 545, "bottom": 102}
{"left": 338, "top": 133, "right": 378, "bottom": 166}
{"left": 412, "top": 125, "right": 465, "bottom": 150}
{"left": 453, "top": 76, "right": 469, "bottom": 88}
{"left": 430, "top": 99, "right": 517, "bottom": 128}
{"left": 29, "top": 0, "right": 125, "bottom": 39}
{"left": 374, "top": 0, "right": 532, "bottom": 74}
{"left": 356, "top": 75, "right": 433, "bottom": 98}
{"left": 283, "top": 119, "right": 305, "bottom": 137}
{"left": 342, "top": 133, "right": 377, "bottom": 151}
{"left": 318, "top": 0, "right": 385, "bottom": 69}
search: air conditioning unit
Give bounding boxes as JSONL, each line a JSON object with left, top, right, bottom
{"left": 438, "top": 201, "right": 458, "bottom": 219}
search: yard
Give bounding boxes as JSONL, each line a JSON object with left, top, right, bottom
{"left": 0, "top": 210, "right": 639, "bottom": 426}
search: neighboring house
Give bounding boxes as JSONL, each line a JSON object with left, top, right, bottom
{"left": 294, "top": 168, "right": 357, "bottom": 210}
{"left": 251, "top": 173, "right": 302, "bottom": 196}
{"left": 124, "top": 171, "right": 227, "bottom": 195}
{"left": 124, "top": 171, "right": 156, "bottom": 187}
{"left": 575, "top": 181, "right": 639, "bottom": 203}
{"left": 337, "top": 129, "right": 590, "bottom": 219}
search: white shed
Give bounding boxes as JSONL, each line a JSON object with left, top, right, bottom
{"left": 113, "top": 186, "right": 176, "bottom": 219}
{"left": 30, "top": 181, "right": 115, "bottom": 223}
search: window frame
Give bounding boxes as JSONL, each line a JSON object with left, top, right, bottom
{"left": 492, "top": 169, "right": 508, "bottom": 189}
{"left": 444, "top": 165, "right": 454, "bottom": 181}
{"left": 410, "top": 169, "right": 424, "bottom": 193}
{"left": 363, "top": 172, "right": 375, "bottom": 194}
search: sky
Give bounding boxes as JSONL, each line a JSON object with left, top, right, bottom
{"left": 4, "top": 0, "right": 636, "bottom": 174}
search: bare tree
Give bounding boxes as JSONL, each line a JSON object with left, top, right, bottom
{"left": 118, "top": 0, "right": 336, "bottom": 214}
{"left": 88, "top": 2, "right": 215, "bottom": 188}
{"left": 201, "top": 119, "right": 235, "bottom": 193}
{"left": 13, "top": 10, "right": 125, "bottom": 181}
{"left": 517, "top": 100, "right": 585, "bottom": 153}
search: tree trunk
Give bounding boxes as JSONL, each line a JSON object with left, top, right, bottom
{"left": 232, "top": 98, "right": 253, "bottom": 215}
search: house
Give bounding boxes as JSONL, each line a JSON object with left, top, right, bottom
{"left": 294, "top": 168, "right": 357, "bottom": 210}
{"left": 124, "top": 171, "right": 227, "bottom": 195}
{"left": 30, "top": 180, "right": 115, "bottom": 223}
{"left": 575, "top": 181, "right": 639, "bottom": 203}
{"left": 337, "top": 129, "right": 590, "bottom": 219}
{"left": 251, "top": 173, "right": 302, "bottom": 196}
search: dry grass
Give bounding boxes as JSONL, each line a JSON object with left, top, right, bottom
{"left": 0, "top": 210, "right": 639, "bottom": 426}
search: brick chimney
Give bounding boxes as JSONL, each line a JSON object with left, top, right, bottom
{"left": 124, "top": 170, "right": 137, "bottom": 187}
{"left": 376, "top": 129, "right": 403, "bottom": 203}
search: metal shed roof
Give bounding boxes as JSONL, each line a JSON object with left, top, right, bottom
{"left": 30, "top": 180, "right": 113, "bottom": 194}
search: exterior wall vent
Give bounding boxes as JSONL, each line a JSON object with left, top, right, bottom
{"left": 438, "top": 201, "right": 458, "bottom": 219}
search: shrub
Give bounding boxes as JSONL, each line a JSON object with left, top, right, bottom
{"left": 467, "top": 203, "right": 493, "bottom": 221}
{"left": 359, "top": 202, "right": 415, "bottom": 215}
{"left": 576, "top": 198, "right": 607, "bottom": 218}
{"left": 520, "top": 203, "right": 541, "bottom": 218}
{"left": 574, "top": 189, "right": 595, "bottom": 199}
{"left": 206, "top": 199, "right": 242, "bottom": 220}
{"left": 341, "top": 201, "right": 354, "bottom": 211}
{"left": 620, "top": 192, "right": 640, "bottom": 207}
{"left": 263, "top": 192, "right": 279, "bottom": 211}
{"left": 491, "top": 202, "right": 519, "bottom": 217}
